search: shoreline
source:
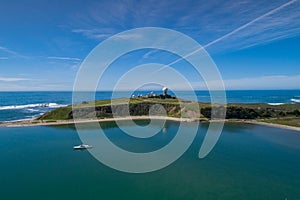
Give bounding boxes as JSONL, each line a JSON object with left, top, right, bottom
{"left": 243, "top": 120, "right": 300, "bottom": 132}
{"left": 0, "top": 116, "right": 300, "bottom": 131}
{"left": 0, "top": 116, "right": 196, "bottom": 128}
{"left": 208, "top": 119, "right": 300, "bottom": 132}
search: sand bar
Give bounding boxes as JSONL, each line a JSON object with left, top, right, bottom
{"left": 1, "top": 116, "right": 299, "bottom": 132}
{"left": 0, "top": 116, "right": 196, "bottom": 128}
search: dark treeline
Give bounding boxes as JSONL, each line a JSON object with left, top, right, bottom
{"left": 201, "top": 106, "right": 300, "bottom": 119}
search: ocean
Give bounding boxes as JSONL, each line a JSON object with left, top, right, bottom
{"left": 0, "top": 90, "right": 300, "bottom": 122}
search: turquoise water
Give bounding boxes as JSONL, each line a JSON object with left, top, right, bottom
{"left": 0, "top": 121, "right": 300, "bottom": 199}
{"left": 1, "top": 90, "right": 300, "bottom": 121}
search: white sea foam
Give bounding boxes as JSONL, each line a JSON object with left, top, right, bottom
{"left": 267, "top": 103, "right": 285, "bottom": 106}
{"left": 0, "top": 103, "right": 67, "bottom": 110}
{"left": 26, "top": 108, "right": 40, "bottom": 112}
{"left": 291, "top": 98, "right": 300, "bottom": 103}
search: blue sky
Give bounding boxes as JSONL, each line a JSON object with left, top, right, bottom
{"left": 0, "top": 0, "right": 300, "bottom": 91}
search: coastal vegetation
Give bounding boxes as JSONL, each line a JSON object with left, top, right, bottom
{"left": 37, "top": 97, "right": 300, "bottom": 127}
{"left": 38, "top": 98, "right": 187, "bottom": 120}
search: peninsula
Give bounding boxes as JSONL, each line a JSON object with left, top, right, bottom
{"left": 1, "top": 96, "right": 300, "bottom": 130}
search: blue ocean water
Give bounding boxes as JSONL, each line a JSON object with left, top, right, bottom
{"left": 0, "top": 90, "right": 300, "bottom": 122}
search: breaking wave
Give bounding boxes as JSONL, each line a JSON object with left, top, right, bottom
{"left": 0, "top": 103, "right": 67, "bottom": 110}
{"left": 291, "top": 98, "right": 300, "bottom": 103}
{"left": 267, "top": 103, "right": 285, "bottom": 106}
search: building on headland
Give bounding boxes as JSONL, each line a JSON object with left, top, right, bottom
{"left": 162, "top": 87, "right": 168, "bottom": 96}
{"left": 131, "top": 87, "right": 176, "bottom": 99}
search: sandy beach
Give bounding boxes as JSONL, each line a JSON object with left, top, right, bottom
{"left": 1, "top": 116, "right": 299, "bottom": 132}
{"left": 0, "top": 115, "right": 196, "bottom": 128}
{"left": 244, "top": 121, "right": 300, "bottom": 132}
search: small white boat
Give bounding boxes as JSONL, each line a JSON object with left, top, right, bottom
{"left": 73, "top": 144, "right": 93, "bottom": 150}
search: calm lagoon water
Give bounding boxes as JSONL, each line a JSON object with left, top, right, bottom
{"left": 0, "top": 121, "right": 300, "bottom": 199}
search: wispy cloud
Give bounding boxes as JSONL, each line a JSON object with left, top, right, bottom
{"left": 0, "top": 77, "right": 31, "bottom": 82}
{"left": 0, "top": 46, "right": 29, "bottom": 59}
{"left": 142, "top": 50, "right": 160, "bottom": 59}
{"left": 203, "top": 0, "right": 299, "bottom": 50}
{"left": 72, "top": 28, "right": 142, "bottom": 40}
{"left": 113, "top": 33, "right": 143, "bottom": 40}
{"left": 0, "top": 57, "right": 8, "bottom": 60}
{"left": 72, "top": 29, "right": 112, "bottom": 40}
{"left": 71, "top": 0, "right": 300, "bottom": 52}
{"left": 47, "top": 56, "right": 81, "bottom": 61}
{"left": 201, "top": 1, "right": 299, "bottom": 52}
{"left": 153, "top": 0, "right": 300, "bottom": 73}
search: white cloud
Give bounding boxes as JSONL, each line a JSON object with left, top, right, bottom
{"left": 112, "top": 33, "right": 142, "bottom": 40}
{"left": 142, "top": 50, "right": 160, "bottom": 59}
{"left": 202, "top": 0, "right": 300, "bottom": 53}
{"left": 72, "top": 29, "right": 112, "bottom": 40}
{"left": 71, "top": 0, "right": 300, "bottom": 53}
{"left": 0, "top": 77, "right": 31, "bottom": 82}
{"left": 0, "top": 46, "right": 28, "bottom": 59}
{"left": 72, "top": 28, "right": 142, "bottom": 41}
{"left": 204, "top": 0, "right": 299, "bottom": 49}
{"left": 47, "top": 56, "right": 81, "bottom": 61}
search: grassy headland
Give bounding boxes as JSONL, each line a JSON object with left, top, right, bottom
{"left": 0, "top": 97, "right": 299, "bottom": 129}
{"left": 35, "top": 97, "right": 300, "bottom": 128}
{"left": 38, "top": 97, "right": 196, "bottom": 120}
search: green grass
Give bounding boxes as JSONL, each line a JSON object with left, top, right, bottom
{"left": 37, "top": 106, "right": 72, "bottom": 120}
{"left": 38, "top": 97, "right": 300, "bottom": 129}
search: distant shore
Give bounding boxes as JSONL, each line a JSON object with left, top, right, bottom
{"left": 1, "top": 116, "right": 300, "bottom": 132}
